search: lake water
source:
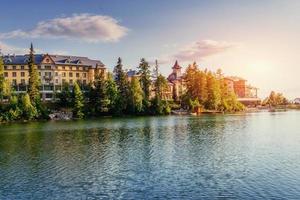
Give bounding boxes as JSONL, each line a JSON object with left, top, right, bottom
{"left": 1, "top": 111, "right": 300, "bottom": 199}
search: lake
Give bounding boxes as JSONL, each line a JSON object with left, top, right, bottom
{"left": 1, "top": 111, "right": 300, "bottom": 199}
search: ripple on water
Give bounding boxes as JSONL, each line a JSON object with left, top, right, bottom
{"left": 1, "top": 113, "right": 300, "bottom": 199}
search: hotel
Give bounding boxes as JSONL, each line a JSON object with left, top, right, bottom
{"left": 2, "top": 54, "right": 106, "bottom": 100}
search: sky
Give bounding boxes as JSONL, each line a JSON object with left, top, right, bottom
{"left": 0, "top": 0, "right": 300, "bottom": 98}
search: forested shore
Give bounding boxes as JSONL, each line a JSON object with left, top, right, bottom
{"left": 0, "top": 47, "right": 245, "bottom": 123}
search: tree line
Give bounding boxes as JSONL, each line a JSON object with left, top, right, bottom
{"left": 182, "top": 62, "right": 245, "bottom": 112}
{"left": 0, "top": 48, "right": 171, "bottom": 122}
{"left": 0, "top": 46, "right": 247, "bottom": 122}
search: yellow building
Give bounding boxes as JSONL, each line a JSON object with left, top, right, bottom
{"left": 3, "top": 54, "right": 106, "bottom": 100}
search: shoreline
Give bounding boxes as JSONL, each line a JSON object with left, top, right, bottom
{"left": 2, "top": 108, "right": 300, "bottom": 124}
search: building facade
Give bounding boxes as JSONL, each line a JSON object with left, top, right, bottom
{"left": 225, "top": 76, "right": 260, "bottom": 105}
{"left": 2, "top": 54, "right": 106, "bottom": 100}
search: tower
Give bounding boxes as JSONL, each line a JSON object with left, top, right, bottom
{"left": 172, "top": 60, "right": 182, "bottom": 79}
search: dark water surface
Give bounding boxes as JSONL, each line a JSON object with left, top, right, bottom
{"left": 1, "top": 111, "right": 300, "bottom": 199}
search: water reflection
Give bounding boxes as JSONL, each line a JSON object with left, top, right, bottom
{"left": 1, "top": 112, "right": 300, "bottom": 199}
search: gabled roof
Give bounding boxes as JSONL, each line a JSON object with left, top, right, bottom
{"left": 48, "top": 55, "right": 104, "bottom": 68}
{"left": 2, "top": 54, "right": 105, "bottom": 69}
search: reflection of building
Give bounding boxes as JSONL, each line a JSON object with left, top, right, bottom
{"left": 3, "top": 54, "right": 106, "bottom": 100}
{"left": 167, "top": 61, "right": 186, "bottom": 100}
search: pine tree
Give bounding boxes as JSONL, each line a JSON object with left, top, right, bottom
{"left": 73, "top": 82, "right": 84, "bottom": 119}
{"left": 93, "top": 71, "right": 109, "bottom": 115}
{"left": 0, "top": 55, "right": 5, "bottom": 102}
{"left": 138, "top": 58, "right": 151, "bottom": 111}
{"left": 113, "top": 57, "right": 129, "bottom": 114}
{"left": 58, "top": 83, "right": 72, "bottom": 108}
{"left": 28, "top": 43, "right": 40, "bottom": 102}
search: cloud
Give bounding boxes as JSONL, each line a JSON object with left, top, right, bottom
{"left": 0, "top": 41, "right": 70, "bottom": 55}
{"left": 173, "top": 40, "right": 236, "bottom": 62}
{"left": 0, "top": 41, "right": 27, "bottom": 54}
{"left": 0, "top": 14, "right": 129, "bottom": 43}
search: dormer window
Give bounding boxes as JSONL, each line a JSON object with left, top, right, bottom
{"left": 24, "top": 58, "right": 29, "bottom": 63}
{"left": 76, "top": 59, "right": 82, "bottom": 64}
{"left": 65, "top": 59, "right": 70, "bottom": 63}
{"left": 46, "top": 58, "right": 50, "bottom": 63}
{"left": 5, "top": 58, "right": 12, "bottom": 63}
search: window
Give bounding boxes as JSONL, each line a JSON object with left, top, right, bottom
{"left": 21, "top": 79, "right": 25, "bottom": 85}
{"left": 12, "top": 79, "right": 17, "bottom": 85}
{"left": 38, "top": 66, "right": 41, "bottom": 69}
{"left": 12, "top": 66, "right": 16, "bottom": 70}
{"left": 55, "top": 72, "right": 58, "bottom": 76}
{"left": 21, "top": 66, "right": 25, "bottom": 70}
{"left": 39, "top": 72, "right": 41, "bottom": 76}
{"left": 21, "top": 72, "right": 25, "bottom": 77}
{"left": 55, "top": 79, "right": 58, "bottom": 84}
{"left": 83, "top": 73, "right": 87, "bottom": 78}
{"left": 4, "top": 66, "right": 7, "bottom": 70}
{"left": 45, "top": 66, "right": 51, "bottom": 70}
{"left": 62, "top": 72, "right": 66, "bottom": 77}
{"left": 45, "top": 72, "right": 52, "bottom": 76}
{"left": 45, "top": 93, "right": 53, "bottom": 98}
{"left": 12, "top": 72, "right": 17, "bottom": 77}
{"left": 76, "top": 73, "right": 80, "bottom": 78}
{"left": 62, "top": 79, "right": 66, "bottom": 84}
{"left": 69, "top": 72, "right": 73, "bottom": 77}
{"left": 83, "top": 80, "right": 87, "bottom": 85}
{"left": 4, "top": 72, "right": 8, "bottom": 77}
{"left": 46, "top": 58, "right": 50, "bottom": 63}
{"left": 62, "top": 66, "right": 66, "bottom": 70}
{"left": 69, "top": 79, "right": 73, "bottom": 84}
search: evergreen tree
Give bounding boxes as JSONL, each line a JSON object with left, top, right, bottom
{"left": 28, "top": 43, "right": 40, "bottom": 102}
{"left": 93, "top": 72, "right": 109, "bottom": 115}
{"left": 113, "top": 57, "right": 129, "bottom": 114}
{"left": 58, "top": 83, "right": 72, "bottom": 108}
{"left": 138, "top": 58, "right": 151, "bottom": 111}
{"left": 0, "top": 55, "right": 11, "bottom": 102}
{"left": 129, "top": 77, "right": 143, "bottom": 114}
{"left": 106, "top": 73, "right": 119, "bottom": 113}
{"left": 73, "top": 82, "right": 84, "bottom": 119}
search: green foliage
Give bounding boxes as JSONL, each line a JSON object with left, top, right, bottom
{"left": 205, "top": 71, "right": 221, "bottom": 110}
{"left": 138, "top": 58, "right": 151, "bottom": 112}
{"left": 263, "top": 91, "right": 289, "bottom": 106}
{"left": 129, "top": 77, "right": 143, "bottom": 114}
{"left": 0, "top": 56, "right": 11, "bottom": 102}
{"left": 183, "top": 64, "right": 244, "bottom": 112}
{"left": 90, "top": 72, "right": 109, "bottom": 115}
{"left": 20, "top": 93, "right": 38, "bottom": 120}
{"left": 155, "top": 74, "right": 168, "bottom": 99}
{"left": 113, "top": 57, "right": 130, "bottom": 114}
{"left": 27, "top": 44, "right": 40, "bottom": 102}
{"left": 106, "top": 73, "right": 119, "bottom": 113}
{"left": 57, "top": 83, "right": 72, "bottom": 108}
{"left": 73, "top": 82, "right": 84, "bottom": 119}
